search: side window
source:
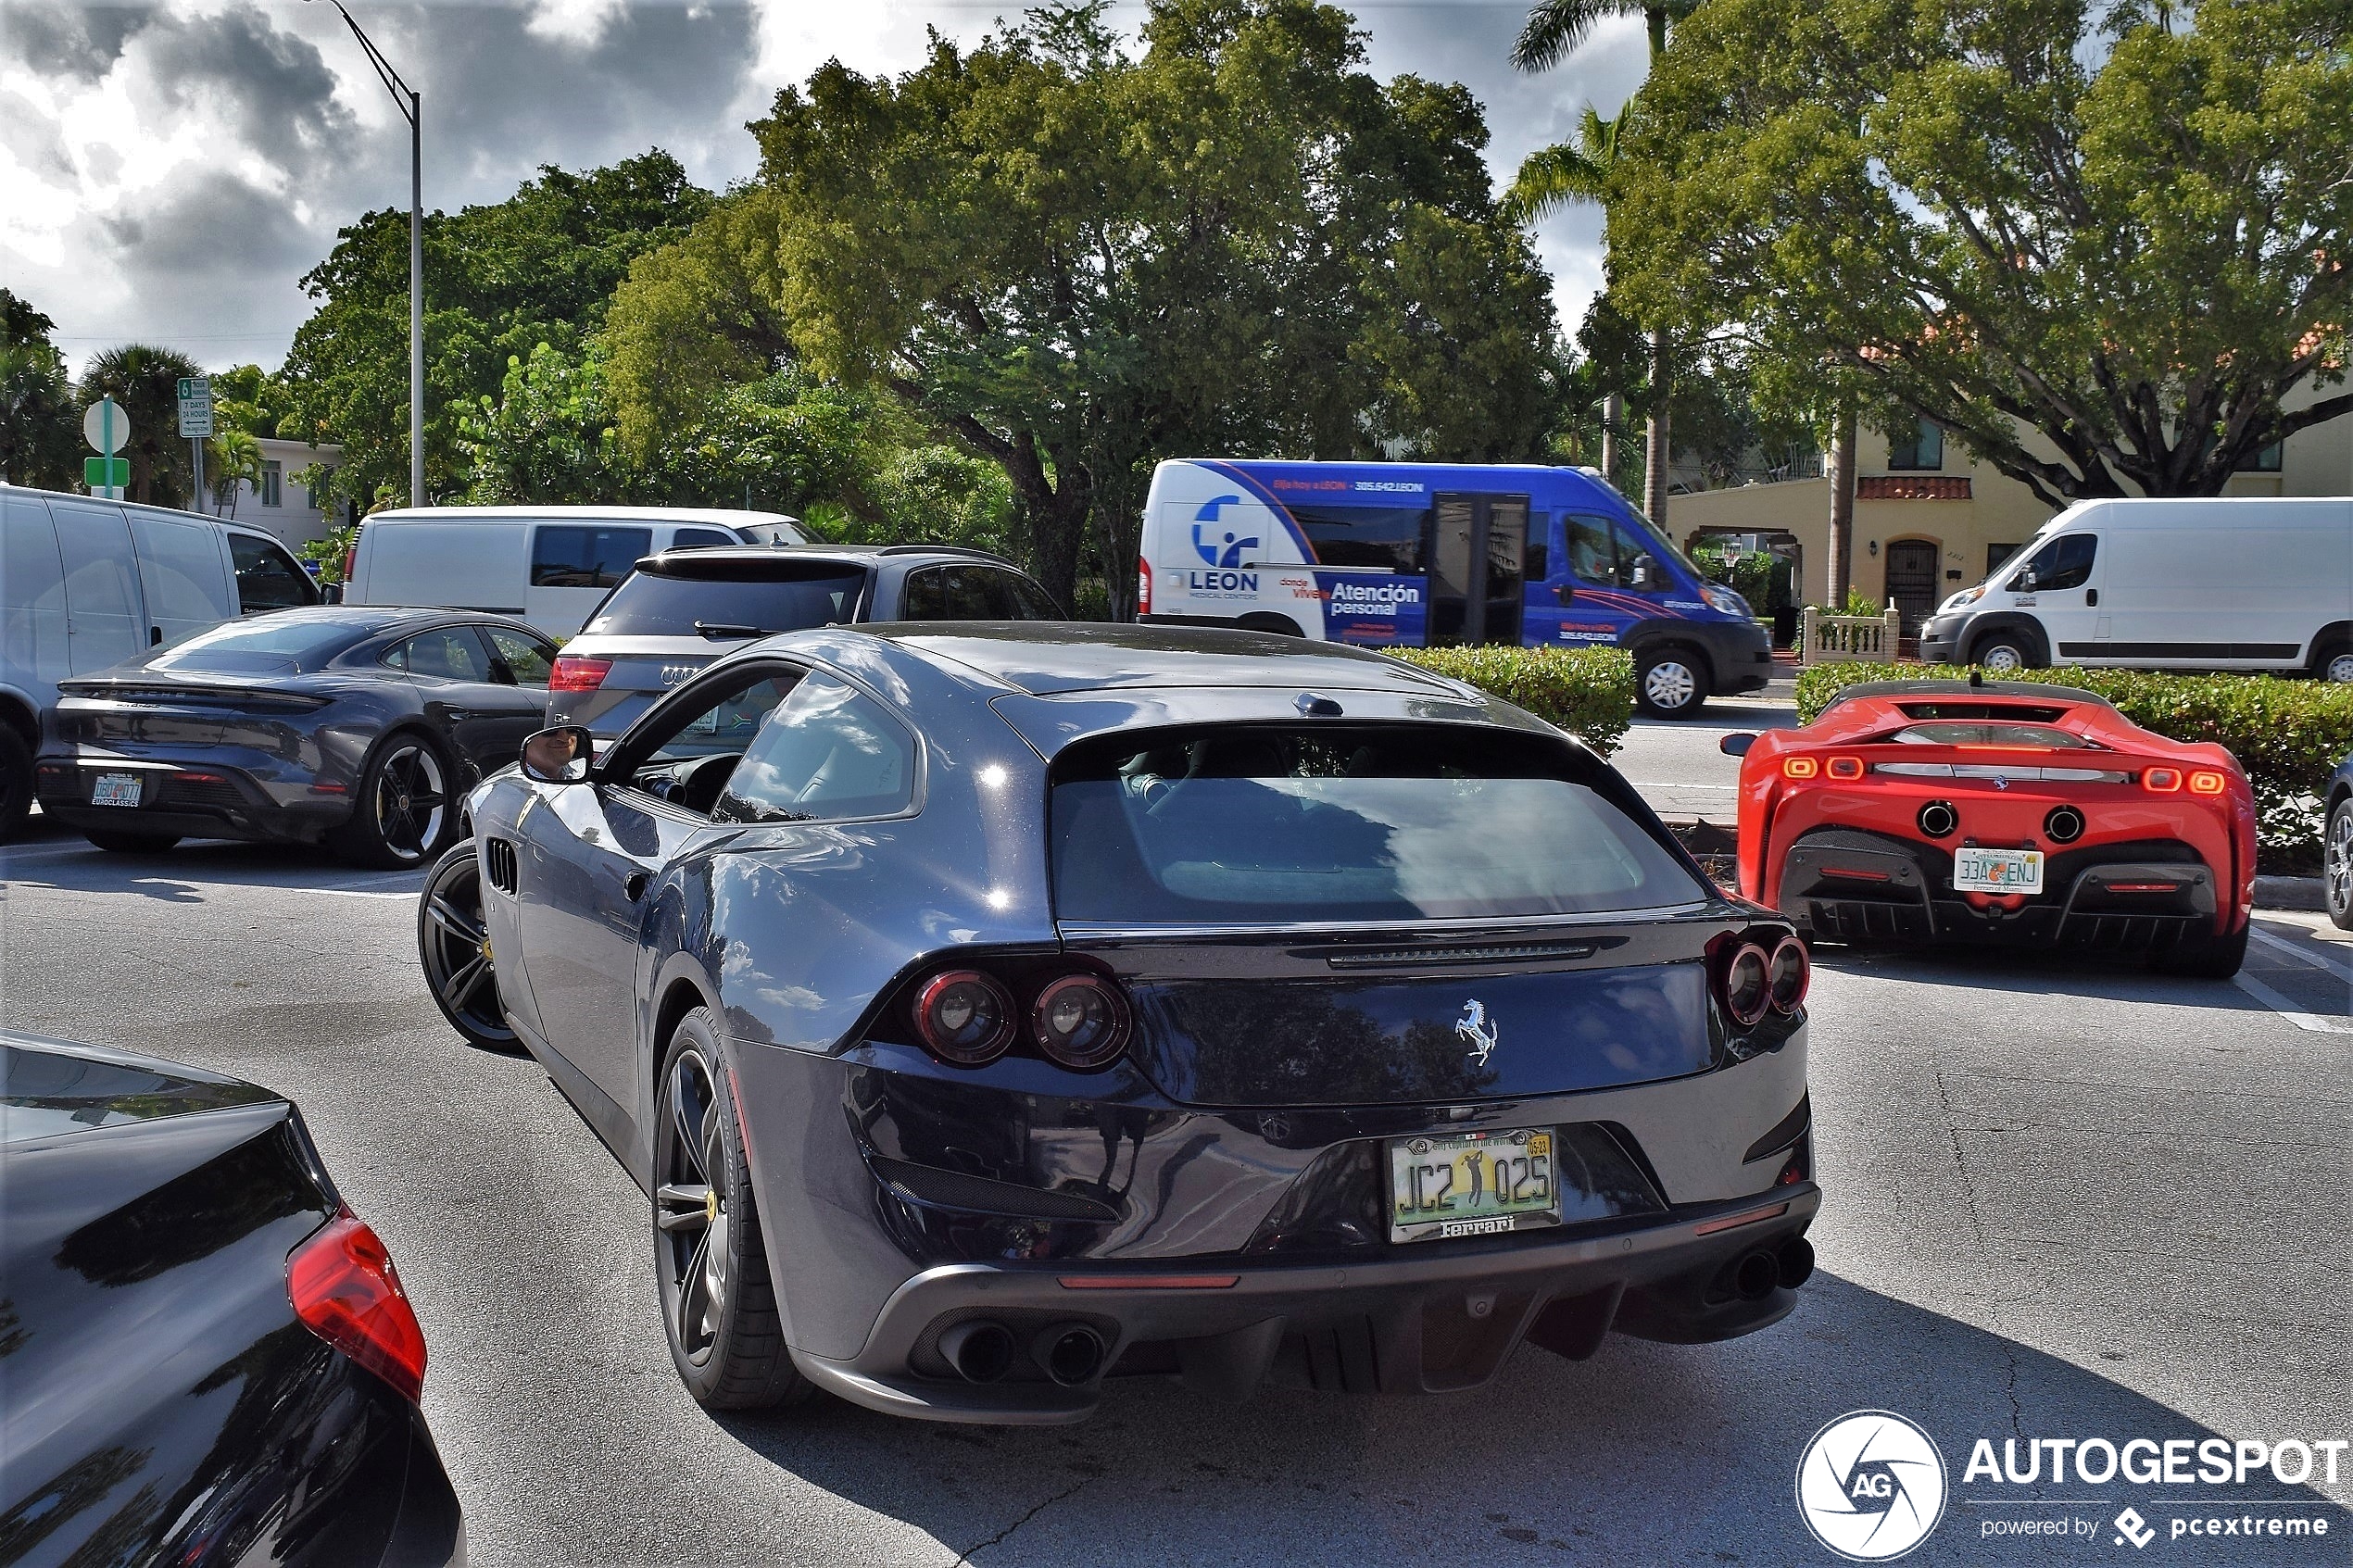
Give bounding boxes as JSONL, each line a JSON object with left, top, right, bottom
{"left": 671, "top": 527, "right": 736, "bottom": 551}
{"left": 482, "top": 625, "right": 555, "bottom": 686}
{"left": 646, "top": 674, "right": 800, "bottom": 765}
{"left": 2019, "top": 533, "right": 2096, "bottom": 591}
{"left": 714, "top": 672, "right": 916, "bottom": 824}
{"left": 940, "top": 566, "right": 996, "bottom": 620}
{"left": 1612, "top": 521, "right": 1665, "bottom": 593}
{"left": 396, "top": 627, "right": 491, "bottom": 681}
{"left": 900, "top": 567, "right": 950, "bottom": 621}
{"left": 1006, "top": 573, "right": 1063, "bottom": 620}
{"left": 1523, "top": 518, "right": 1549, "bottom": 585}
{"left": 531, "top": 525, "right": 652, "bottom": 588}
{"left": 1565, "top": 516, "right": 1622, "bottom": 588}
{"left": 229, "top": 533, "right": 319, "bottom": 613}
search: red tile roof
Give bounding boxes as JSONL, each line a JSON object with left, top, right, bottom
{"left": 1859, "top": 475, "right": 1972, "bottom": 500}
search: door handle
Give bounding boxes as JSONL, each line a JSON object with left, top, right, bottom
{"left": 150, "top": 627, "right": 163, "bottom": 646}
{"left": 623, "top": 872, "right": 648, "bottom": 902}
{"left": 2085, "top": 588, "right": 2098, "bottom": 607}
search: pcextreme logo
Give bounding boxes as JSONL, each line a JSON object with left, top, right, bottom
{"left": 1795, "top": 1411, "right": 1950, "bottom": 1562}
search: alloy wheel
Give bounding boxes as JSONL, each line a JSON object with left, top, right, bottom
{"left": 420, "top": 851, "right": 515, "bottom": 1047}
{"left": 656, "top": 1049, "right": 730, "bottom": 1367}
{"left": 1642, "top": 659, "right": 1697, "bottom": 712}
{"left": 2329, "top": 808, "right": 2353, "bottom": 922}
{"left": 371, "top": 743, "right": 447, "bottom": 860}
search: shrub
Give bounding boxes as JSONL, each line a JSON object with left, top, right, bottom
{"left": 1390, "top": 646, "right": 1636, "bottom": 756}
{"left": 1794, "top": 662, "right": 2353, "bottom": 856}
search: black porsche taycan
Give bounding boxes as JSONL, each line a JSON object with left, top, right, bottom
{"left": 422, "top": 624, "right": 1818, "bottom": 1423}
{"left": 36, "top": 607, "right": 558, "bottom": 866}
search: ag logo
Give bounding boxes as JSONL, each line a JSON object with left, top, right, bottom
{"left": 1191, "top": 495, "right": 1257, "bottom": 568}
{"left": 1794, "top": 1410, "right": 1948, "bottom": 1562}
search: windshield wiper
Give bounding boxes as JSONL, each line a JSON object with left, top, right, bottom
{"left": 692, "top": 621, "right": 777, "bottom": 639}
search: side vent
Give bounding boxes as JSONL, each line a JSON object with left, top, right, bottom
{"left": 484, "top": 838, "right": 518, "bottom": 895}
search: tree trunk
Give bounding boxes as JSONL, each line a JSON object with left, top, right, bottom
{"left": 1600, "top": 392, "right": 1622, "bottom": 488}
{"left": 1826, "top": 405, "right": 1856, "bottom": 610}
{"left": 1642, "top": 326, "right": 1671, "bottom": 522}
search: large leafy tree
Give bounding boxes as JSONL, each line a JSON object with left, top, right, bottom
{"left": 0, "top": 290, "right": 80, "bottom": 489}
{"left": 280, "top": 152, "right": 713, "bottom": 508}
{"left": 81, "top": 344, "right": 204, "bottom": 506}
{"left": 627, "top": 0, "right": 1563, "bottom": 610}
{"left": 1609, "top": 0, "right": 2352, "bottom": 505}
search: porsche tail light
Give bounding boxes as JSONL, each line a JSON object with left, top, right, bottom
{"left": 1767, "top": 936, "right": 1810, "bottom": 1014}
{"left": 1782, "top": 757, "right": 1818, "bottom": 780}
{"left": 1826, "top": 755, "right": 1863, "bottom": 780}
{"left": 1721, "top": 942, "right": 1771, "bottom": 1028}
{"left": 1029, "top": 974, "right": 1132, "bottom": 1069}
{"left": 1136, "top": 557, "right": 1151, "bottom": 616}
{"left": 912, "top": 970, "right": 1015, "bottom": 1065}
{"left": 2143, "top": 767, "right": 2182, "bottom": 792}
{"left": 548, "top": 655, "right": 612, "bottom": 693}
{"left": 2188, "top": 770, "right": 2226, "bottom": 795}
{"left": 287, "top": 1209, "right": 428, "bottom": 1403}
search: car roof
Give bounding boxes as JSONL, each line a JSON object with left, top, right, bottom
{"left": 362, "top": 504, "right": 799, "bottom": 527}
{"left": 634, "top": 545, "right": 1017, "bottom": 576}
{"left": 837, "top": 621, "right": 1466, "bottom": 698}
{"left": 238, "top": 605, "right": 545, "bottom": 638}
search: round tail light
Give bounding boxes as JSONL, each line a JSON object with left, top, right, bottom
{"left": 1029, "top": 974, "right": 1131, "bottom": 1070}
{"left": 913, "top": 970, "right": 1015, "bottom": 1065}
{"left": 1767, "top": 935, "right": 1810, "bottom": 1014}
{"left": 1723, "top": 942, "right": 1771, "bottom": 1029}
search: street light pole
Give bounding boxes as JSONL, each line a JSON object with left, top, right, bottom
{"left": 312, "top": 0, "right": 423, "bottom": 507}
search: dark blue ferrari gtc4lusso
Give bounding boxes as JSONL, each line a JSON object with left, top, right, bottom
{"left": 419, "top": 624, "right": 1818, "bottom": 1423}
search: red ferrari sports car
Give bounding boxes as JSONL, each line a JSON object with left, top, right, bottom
{"left": 1724, "top": 680, "right": 2255, "bottom": 977}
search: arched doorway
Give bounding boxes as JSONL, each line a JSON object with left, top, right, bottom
{"left": 1883, "top": 538, "right": 1942, "bottom": 633}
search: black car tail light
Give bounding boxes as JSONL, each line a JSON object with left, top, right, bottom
{"left": 1767, "top": 935, "right": 1810, "bottom": 1015}
{"left": 1721, "top": 942, "right": 1771, "bottom": 1029}
{"left": 912, "top": 970, "right": 1015, "bottom": 1065}
{"left": 1029, "top": 974, "right": 1132, "bottom": 1070}
{"left": 287, "top": 1208, "right": 428, "bottom": 1403}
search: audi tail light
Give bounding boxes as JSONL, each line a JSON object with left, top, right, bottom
{"left": 1782, "top": 757, "right": 1818, "bottom": 780}
{"left": 1767, "top": 936, "right": 1810, "bottom": 1014}
{"left": 287, "top": 1209, "right": 428, "bottom": 1403}
{"left": 912, "top": 970, "right": 1016, "bottom": 1065}
{"left": 1030, "top": 974, "right": 1131, "bottom": 1070}
{"left": 2187, "top": 770, "right": 2226, "bottom": 795}
{"left": 548, "top": 655, "right": 612, "bottom": 693}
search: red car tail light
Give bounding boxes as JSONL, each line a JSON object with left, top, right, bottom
{"left": 2187, "top": 770, "right": 2226, "bottom": 795}
{"left": 342, "top": 526, "right": 361, "bottom": 583}
{"left": 1029, "top": 974, "right": 1132, "bottom": 1070}
{"left": 913, "top": 969, "right": 1016, "bottom": 1065}
{"left": 287, "top": 1210, "right": 427, "bottom": 1403}
{"left": 1721, "top": 942, "right": 1771, "bottom": 1028}
{"left": 1767, "top": 936, "right": 1809, "bottom": 1014}
{"left": 548, "top": 655, "right": 612, "bottom": 693}
{"left": 1826, "top": 755, "right": 1863, "bottom": 780}
{"left": 2143, "top": 767, "right": 2182, "bottom": 792}
{"left": 1136, "top": 557, "right": 1151, "bottom": 616}
{"left": 1782, "top": 757, "right": 1818, "bottom": 780}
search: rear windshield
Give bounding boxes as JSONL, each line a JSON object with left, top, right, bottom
{"left": 1050, "top": 724, "right": 1699, "bottom": 923}
{"left": 1892, "top": 722, "right": 2093, "bottom": 748}
{"left": 582, "top": 567, "right": 866, "bottom": 638}
{"left": 149, "top": 618, "right": 360, "bottom": 672}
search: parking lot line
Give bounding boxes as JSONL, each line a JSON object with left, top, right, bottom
{"left": 2248, "top": 923, "right": 2353, "bottom": 985}
{"left": 2232, "top": 969, "right": 2353, "bottom": 1034}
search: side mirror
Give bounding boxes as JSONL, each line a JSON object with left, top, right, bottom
{"left": 320, "top": 582, "right": 344, "bottom": 605}
{"left": 1629, "top": 559, "right": 1655, "bottom": 590}
{"left": 521, "top": 725, "right": 594, "bottom": 784}
{"left": 1554, "top": 583, "right": 1576, "bottom": 607}
{"left": 1719, "top": 733, "right": 1758, "bottom": 758}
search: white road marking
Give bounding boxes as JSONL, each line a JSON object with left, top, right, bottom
{"left": 2248, "top": 924, "right": 2353, "bottom": 986}
{"left": 2232, "top": 970, "right": 2353, "bottom": 1034}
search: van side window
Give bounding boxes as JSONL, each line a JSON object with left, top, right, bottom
{"left": 532, "top": 526, "right": 652, "bottom": 588}
{"left": 672, "top": 528, "right": 736, "bottom": 551}
{"left": 2017, "top": 533, "right": 2095, "bottom": 591}
{"left": 1291, "top": 506, "right": 1426, "bottom": 572}
{"left": 1613, "top": 523, "right": 1664, "bottom": 593}
{"left": 229, "top": 533, "right": 319, "bottom": 613}
{"left": 1566, "top": 516, "right": 1623, "bottom": 588}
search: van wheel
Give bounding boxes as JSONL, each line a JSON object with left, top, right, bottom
{"left": 2311, "top": 638, "right": 2353, "bottom": 684}
{"left": 1969, "top": 626, "right": 2045, "bottom": 672}
{"left": 332, "top": 733, "right": 458, "bottom": 870}
{"left": 1636, "top": 647, "right": 1709, "bottom": 718}
{"left": 0, "top": 726, "right": 31, "bottom": 844}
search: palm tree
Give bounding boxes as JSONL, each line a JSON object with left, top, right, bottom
{"left": 1512, "top": 0, "right": 1696, "bottom": 521}
{"left": 205, "top": 427, "right": 266, "bottom": 517}
{"left": 80, "top": 344, "right": 202, "bottom": 506}
{"left": 1503, "top": 108, "right": 1629, "bottom": 481}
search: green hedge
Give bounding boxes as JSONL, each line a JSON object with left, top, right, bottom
{"left": 1794, "top": 661, "right": 2353, "bottom": 855}
{"left": 1390, "top": 646, "right": 1636, "bottom": 756}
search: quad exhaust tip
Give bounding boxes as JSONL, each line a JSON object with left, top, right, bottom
{"left": 1035, "top": 1323, "right": 1107, "bottom": 1387}
{"left": 938, "top": 1320, "right": 1017, "bottom": 1384}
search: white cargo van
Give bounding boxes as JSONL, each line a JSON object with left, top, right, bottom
{"left": 1920, "top": 497, "right": 2353, "bottom": 678}
{"left": 340, "top": 505, "right": 808, "bottom": 637}
{"left": 0, "top": 483, "right": 322, "bottom": 837}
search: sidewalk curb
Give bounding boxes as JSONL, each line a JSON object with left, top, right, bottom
{"left": 2255, "top": 874, "right": 2325, "bottom": 913}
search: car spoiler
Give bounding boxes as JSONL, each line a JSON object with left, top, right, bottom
{"left": 1817, "top": 677, "right": 2116, "bottom": 717}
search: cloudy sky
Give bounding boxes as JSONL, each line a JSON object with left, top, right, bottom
{"left": 0, "top": 0, "right": 1650, "bottom": 377}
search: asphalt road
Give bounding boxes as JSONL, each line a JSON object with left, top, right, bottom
{"left": 5, "top": 812, "right": 2349, "bottom": 1567}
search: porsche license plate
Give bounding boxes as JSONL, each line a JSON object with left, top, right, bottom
{"left": 1389, "top": 1128, "right": 1560, "bottom": 1243}
{"left": 1953, "top": 846, "right": 2043, "bottom": 894}
{"left": 90, "top": 772, "right": 144, "bottom": 809}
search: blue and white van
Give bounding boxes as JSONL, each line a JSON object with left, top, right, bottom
{"left": 1137, "top": 458, "right": 1772, "bottom": 716}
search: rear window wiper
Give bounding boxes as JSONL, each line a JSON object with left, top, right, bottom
{"left": 692, "top": 621, "right": 778, "bottom": 639}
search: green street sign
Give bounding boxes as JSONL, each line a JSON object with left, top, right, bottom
{"left": 83, "top": 457, "right": 129, "bottom": 489}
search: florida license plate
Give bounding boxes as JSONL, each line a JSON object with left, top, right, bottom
{"left": 90, "top": 772, "right": 143, "bottom": 809}
{"left": 1953, "top": 846, "right": 2043, "bottom": 894}
{"left": 1389, "top": 1127, "right": 1561, "bottom": 1243}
